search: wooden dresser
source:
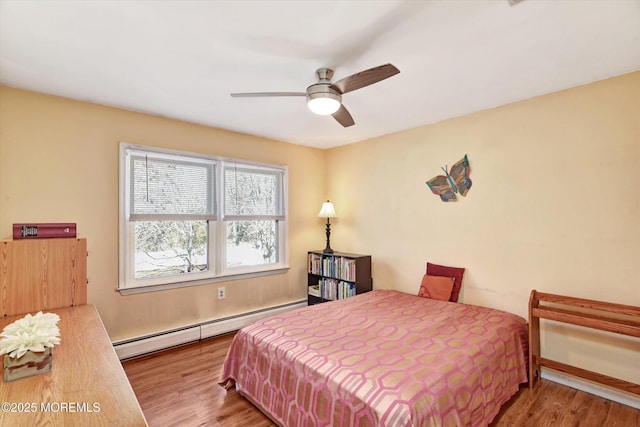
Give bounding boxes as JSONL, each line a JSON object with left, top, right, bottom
{"left": 0, "top": 238, "right": 147, "bottom": 426}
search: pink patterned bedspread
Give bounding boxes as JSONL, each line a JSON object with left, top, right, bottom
{"left": 219, "top": 290, "right": 528, "bottom": 426}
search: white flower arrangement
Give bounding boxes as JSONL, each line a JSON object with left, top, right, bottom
{"left": 0, "top": 311, "right": 61, "bottom": 359}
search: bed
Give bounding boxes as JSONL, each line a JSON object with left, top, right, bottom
{"left": 219, "top": 290, "right": 528, "bottom": 426}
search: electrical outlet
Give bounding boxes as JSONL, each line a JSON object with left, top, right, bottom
{"left": 217, "top": 287, "right": 226, "bottom": 300}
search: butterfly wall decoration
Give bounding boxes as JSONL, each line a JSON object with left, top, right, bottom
{"left": 426, "top": 154, "right": 472, "bottom": 202}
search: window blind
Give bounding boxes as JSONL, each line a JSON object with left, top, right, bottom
{"left": 223, "top": 164, "right": 285, "bottom": 221}
{"left": 128, "top": 150, "right": 216, "bottom": 221}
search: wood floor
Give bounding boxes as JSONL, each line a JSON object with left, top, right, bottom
{"left": 122, "top": 333, "right": 639, "bottom": 427}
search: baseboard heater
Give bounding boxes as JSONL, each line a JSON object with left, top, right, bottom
{"left": 113, "top": 300, "right": 307, "bottom": 360}
{"left": 541, "top": 369, "right": 640, "bottom": 410}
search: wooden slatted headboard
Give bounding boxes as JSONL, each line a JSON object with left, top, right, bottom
{"left": 0, "top": 238, "right": 87, "bottom": 317}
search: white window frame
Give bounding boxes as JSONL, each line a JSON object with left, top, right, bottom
{"left": 220, "top": 162, "right": 286, "bottom": 276}
{"left": 118, "top": 142, "right": 288, "bottom": 294}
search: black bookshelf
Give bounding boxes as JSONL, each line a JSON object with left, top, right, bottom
{"left": 307, "top": 250, "right": 372, "bottom": 305}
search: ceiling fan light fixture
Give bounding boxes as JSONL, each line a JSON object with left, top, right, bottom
{"left": 231, "top": 64, "right": 399, "bottom": 127}
{"left": 307, "top": 92, "right": 341, "bottom": 116}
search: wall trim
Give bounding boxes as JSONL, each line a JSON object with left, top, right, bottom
{"left": 541, "top": 368, "right": 640, "bottom": 409}
{"left": 113, "top": 300, "right": 307, "bottom": 360}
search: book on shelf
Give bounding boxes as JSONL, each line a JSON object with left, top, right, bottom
{"left": 308, "top": 253, "right": 322, "bottom": 275}
{"left": 308, "top": 284, "right": 321, "bottom": 297}
{"left": 318, "top": 278, "right": 356, "bottom": 301}
{"left": 338, "top": 281, "right": 356, "bottom": 300}
{"left": 308, "top": 252, "right": 357, "bottom": 282}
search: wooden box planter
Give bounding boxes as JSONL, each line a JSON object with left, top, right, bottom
{"left": 4, "top": 347, "right": 52, "bottom": 382}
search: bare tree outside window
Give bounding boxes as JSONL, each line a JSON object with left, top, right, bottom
{"left": 135, "top": 220, "right": 208, "bottom": 277}
{"left": 227, "top": 220, "right": 276, "bottom": 267}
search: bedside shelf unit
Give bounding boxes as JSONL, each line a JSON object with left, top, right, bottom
{"left": 307, "top": 250, "right": 372, "bottom": 305}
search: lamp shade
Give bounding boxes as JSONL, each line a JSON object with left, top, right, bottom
{"left": 307, "top": 93, "right": 341, "bottom": 115}
{"left": 317, "top": 200, "right": 337, "bottom": 218}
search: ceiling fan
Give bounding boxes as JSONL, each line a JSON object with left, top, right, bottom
{"left": 230, "top": 63, "right": 400, "bottom": 127}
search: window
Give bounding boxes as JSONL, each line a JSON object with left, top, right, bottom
{"left": 119, "top": 143, "right": 287, "bottom": 293}
{"left": 223, "top": 163, "right": 285, "bottom": 271}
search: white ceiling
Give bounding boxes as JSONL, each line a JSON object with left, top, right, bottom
{"left": 1, "top": 1, "right": 639, "bottom": 149}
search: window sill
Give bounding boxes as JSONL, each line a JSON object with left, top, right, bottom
{"left": 117, "top": 267, "right": 290, "bottom": 295}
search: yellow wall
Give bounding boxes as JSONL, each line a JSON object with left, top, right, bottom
{"left": 0, "top": 86, "right": 326, "bottom": 342}
{"left": 2, "top": 72, "right": 638, "bottom": 385}
{"left": 326, "top": 71, "right": 640, "bottom": 384}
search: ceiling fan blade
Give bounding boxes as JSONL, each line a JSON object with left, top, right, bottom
{"left": 331, "top": 64, "right": 400, "bottom": 95}
{"left": 332, "top": 105, "right": 355, "bottom": 127}
{"left": 230, "top": 92, "right": 306, "bottom": 97}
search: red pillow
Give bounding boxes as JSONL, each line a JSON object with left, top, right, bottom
{"left": 426, "top": 262, "right": 465, "bottom": 302}
{"left": 418, "top": 274, "right": 454, "bottom": 301}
